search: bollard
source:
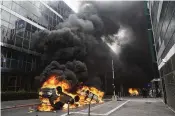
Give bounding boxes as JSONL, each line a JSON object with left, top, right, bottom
{"left": 88, "top": 94, "right": 94, "bottom": 116}
{"left": 88, "top": 103, "right": 90, "bottom": 116}
{"left": 36, "top": 110, "right": 38, "bottom": 116}
{"left": 67, "top": 102, "right": 70, "bottom": 115}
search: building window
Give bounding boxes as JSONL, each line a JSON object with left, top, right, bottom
{"left": 2, "top": 1, "right": 13, "bottom": 9}
{"left": 1, "top": 10, "right": 11, "bottom": 23}
{"left": 22, "top": 39, "right": 29, "bottom": 49}
{"left": 172, "top": 54, "right": 175, "bottom": 70}
{"left": 15, "top": 36, "right": 23, "bottom": 47}
{"left": 7, "top": 76, "right": 20, "bottom": 91}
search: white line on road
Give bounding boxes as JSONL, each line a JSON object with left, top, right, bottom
{"left": 104, "top": 100, "right": 130, "bottom": 115}
{"left": 61, "top": 100, "right": 130, "bottom": 116}
{"left": 61, "top": 111, "right": 106, "bottom": 116}
{"left": 81, "top": 101, "right": 113, "bottom": 112}
{"left": 160, "top": 98, "right": 175, "bottom": 114}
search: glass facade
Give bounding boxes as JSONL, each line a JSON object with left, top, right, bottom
{"left": 148, "top": 1, "right": 175, "bottom": 111}
{"left": 1, "top": 0, "right": 73, "bottom": 91}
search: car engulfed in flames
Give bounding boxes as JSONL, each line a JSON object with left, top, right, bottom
{"left": 38, "top": 75, "right": 104, "bottom": 111}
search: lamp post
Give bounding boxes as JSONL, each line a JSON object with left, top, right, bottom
{"left": 112, "top": 59, "right": 117, "bottom": 100}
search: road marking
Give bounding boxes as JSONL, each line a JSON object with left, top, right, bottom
{"left": 61, "top": 100, "right": 129, "bottom": 116}
{"left": 104, "top": 100, "right": 130, "bottom": 115}
{"left": 61, "top": 112, "right": 106, "bottom": 116}
{"left": 81, "top": 101, "right": 113, "bottom": 112}
{"left": 168, "top": 106, "right": 175, "bottom": 114}
{"left": 160, "top": 98, "right": 175, "bottom": 114}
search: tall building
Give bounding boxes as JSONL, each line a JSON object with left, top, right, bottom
{"left": 1, "top": 0, "right": 73, "bottom": 91}
{"left": 147, "top": 1, "right": 175, "bottom": 111}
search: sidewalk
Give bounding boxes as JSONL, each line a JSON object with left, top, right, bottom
{"left": 1, "top": 99, "right": 39, "bottom": 110}
{"left": 109, "top": 98, "right": 175, "bottom": 116}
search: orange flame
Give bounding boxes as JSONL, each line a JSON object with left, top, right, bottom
{"left": 128, "top": 88, "right": 139, "bottom": 96}
{"left": 38, "top": 76, "right": 104, "bottom": 111}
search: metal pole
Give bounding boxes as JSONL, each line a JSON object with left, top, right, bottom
{"left": 112, "top": 59, "right": 116, "bottom": 100}
{"left": 88, "top": 103, "right": 90, "bottom": 116}
{"left": 105, "top": 72, "right": 107, "bottom": 93}
{"left": 67, "top": 102, "right": 70, "bottom": 115}
{"left": 88, "top": 94, "right": 94, "bottom": 116}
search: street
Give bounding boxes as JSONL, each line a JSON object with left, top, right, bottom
{"left": 2, "top": 98, "right": 175, "bottom": 116}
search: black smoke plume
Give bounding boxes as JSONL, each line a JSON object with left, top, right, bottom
{"left": 38, "top": 60, "right": 87, "bottom": 88}
{"left": 33, "top": 1, "right": 155, "bottom": 90}
{"left": 32, "top": 3, "right": 118, "bottom": 89}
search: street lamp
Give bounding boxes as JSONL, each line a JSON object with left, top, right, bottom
{"left": 112, "top": 59, "right": 117, "bottom": 100}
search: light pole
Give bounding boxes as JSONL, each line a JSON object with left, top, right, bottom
{"left": 112, "top": 59, "right": 117, "bottom": 100}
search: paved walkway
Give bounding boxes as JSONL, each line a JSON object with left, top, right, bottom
{"left": 1, "top": 99, "right": 39, "bottom": 110}
{"left": 110, "top": 98, "right": 175, "bottom": 116}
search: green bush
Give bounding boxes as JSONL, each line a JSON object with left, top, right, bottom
{"left": 1, "top": 91, "right": 38, "bottom": 101}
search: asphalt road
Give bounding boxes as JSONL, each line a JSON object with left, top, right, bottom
{"left": 1, "top": 98, "right": 175, "bottom": 116}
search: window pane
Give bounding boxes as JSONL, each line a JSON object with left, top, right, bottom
{"left": 1, "top": 20, "right": 9, "bottom": 28}
{"left": 22, "top": 39, "right": 29, "bottom": 49}
{"left": 2, "top": 1, "right": 12, "bottom": 9}
{"left": 15, "top": 20, "right": 26, "bottom": 37}
{"left": 31, "top": 25, "right": 37, "bottom": 32}
{"left": 11, "top": 50, "right": 18, "bottom": 59}
{"left": 6, "top": 51, "right": 11, "bottom": 58}
{"left": 24, "top": 31, "right": 31, "bottom": 40}
{"left": 10, "top": 59, "right": 18, "bottom": 69}
{"left": 25, "top": 62, "right": 31, "bottom": 71}
{"left": 15, "top": 36, "right": 23, "bottom": 47}
{"left": 2, "top": 30, "right": 12, "bottom": 44}
{"left": 53, "top": 19, "right": 56, "bottom": 27}
{"left": 172, "top": 54, "right": 175, "bottom": 70}
{"left": 49, "top": 17, "right": 53, "bottom": 26}
{"left": 26, "top": 23, "right": 32, "bottom": 31}
{"left": 11, "top": 2, "right": 24, "bottom": 14}
{"left": 7, "top": 32, "right": 15, "bottom": 45}
{"left": 16, "top": 31, "right": 24, "bottom": 37}
{"left": 14, "top": 1, "right": 22, "bottom": 6}
{"left": 1, "top": 10, "right": 11, "bottom": 22}
{"left": 19, "top": 7, "right": 27, "bottom": 17}
{"left": 27, "top": 55, "right": 33, "bottom": 62}
{"left": 1, "top": 25, "right": 8, "bottom": 43}
{"left": 6, "top": 58, "right": 11, "bottom": 68}
{"left": 11, "top": 2, "right": 17, "bottom": 12}
{"left": 9, "top": 14, "right": 18, "bottom": 26}
{"left": 8, "top": 23, "right": 15, "bottom": 30}
{"left": 8, "top": 24, "right": 16, "bottom": 45}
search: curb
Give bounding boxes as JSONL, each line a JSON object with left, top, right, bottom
{"left": 1, "top": 103, "right": 40, "bottom": 110}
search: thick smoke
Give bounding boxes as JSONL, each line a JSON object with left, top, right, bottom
{"left": 33, "top": 1, "right": 155, "bottom": 90}
{"left": 38, "top": 60, "right": 87, "bottom": 88}
{"left": 90, "top": 1, "right": 155, "bottom": 87}
{"left": 32, "top": 3, "right": 115, "bottom": 89}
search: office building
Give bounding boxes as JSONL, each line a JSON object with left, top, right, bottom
{"left": 148, "top": 1, "right": 175, "bottom": 111}
{"left": 1, "top": 0, "right": 73, "bottom": 91}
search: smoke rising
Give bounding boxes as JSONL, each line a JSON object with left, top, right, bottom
{"left": 33, "top": 1, "right": 155, "bottom": 89}
{"left": 39, "top": 60, "right": 87, "bottom": 88}
{"left": 32, "top": 3, "right": 116, "bottom": 89}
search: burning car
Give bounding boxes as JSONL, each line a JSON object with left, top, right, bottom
{"left": 36, "top": 61, "right": 104, "bottom": 111}
{"left": 37, "top": 75, "right": 104, "bottom": 111}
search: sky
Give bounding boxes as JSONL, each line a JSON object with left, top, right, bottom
{"left": 63, "top": 0, "right": 81, "bottom": 13}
